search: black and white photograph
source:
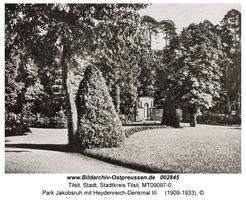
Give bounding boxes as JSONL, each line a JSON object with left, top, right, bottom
{"left": 4, "top": 2, "right": 241, "bottom": 175}
{"left": 2, "top": 1, "right": 245, "bottom": 199}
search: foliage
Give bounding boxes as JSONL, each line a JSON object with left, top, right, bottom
{"left": 138, "top": 16, "right": 177, "bottom": 97}
{"left": 137, "top": 49, "right": 158, "bottom": 97}
{"left": 5, "top": 114, "right": 31, "bottom": 136}
{"left": 124, "top": 125, "right": 167, "bottom": 137}
{"left": 27, "top": 109, "right": 67, "bottom": 128}
{"left": 138, "top": 15, "right": 178, "bottom": 127}
{"left": 220, "top": 9, "right": 241, "bottom": 115}
{"left": 5, "top": 4, "right": 148, "bottom": 141}
{"left": 5, "top": 4, "right": 241, "bottom": 136}
{"left": 91, "top": 6, "right": 148, "bottom": 117}
{"left": 176, "top": 21, "right": 223, "bottom": 109}
{"left": 75, "top": 65, "right": 125, "bottom": 150}
{"left": 197, "top": 113, "right": 241, "bottom": 125}
{"left": 156, "top": 20, "right": 224, "bottom": 127}
{"left": 30, "top": 117, "right": 67, "bottom": 128}
{"left": 5, "top": 4, "right": 58, "bottom": 124}
{"left": 5, "top": 33, "right": 46, "bottom": 133}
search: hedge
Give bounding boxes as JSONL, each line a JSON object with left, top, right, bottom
{"left": 75, "top": 65, "right": 125, "bottom": 150}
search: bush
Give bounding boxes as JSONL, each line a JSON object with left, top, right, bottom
{"left": 197, "top": 113, "right": 241, "bottom": 125}
{"left": 5, "top": 117, "right": 31, "bottom": 136}
{"left": 75, "top": 65, "right": 125, "bottom": 150}
{"left": 27, "top": 116, "right": 67, "bottom": 128}
{"left": 124, "top": 125, "right": 167, "bottom": 138}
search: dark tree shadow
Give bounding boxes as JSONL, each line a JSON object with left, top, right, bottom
{"left": 5, "top": 143, "right": 69, "bottom": 152}
{"left": 181, "top": 124, "right": 241, "bottom": 130}
{"left": 202, "top": 125, "right": 241, "bottom": 130}
{"left": 83, "top": 152, "right": 176, "bottom": 173}
{"left": 5, "top": 149, "right": 31, "bottom": 153}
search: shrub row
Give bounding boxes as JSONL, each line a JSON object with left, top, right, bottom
{"left": 197, "top": 114, "right": 241, "bottom": 125}
{"left": 5, "top": 118, "right": 31, "bottom": 136}
{"left": 124, "top": 125, "right": 167, "bottom": 138}
{"left": 27, "top": 117, "right": 67, "bottom": 128}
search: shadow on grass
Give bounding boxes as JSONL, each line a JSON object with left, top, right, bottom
{"left": 83, "top": 151, "right": 176, "bottom": 173}
{"left": 5, "top": 143, "right": 69, "bottom": 152}
{"left": 219, "top": 126, "right": 241, "bottom": 130}
{"left": 5, "top": 149, "right": 31, "bottom": 153}
{"left": 5, "top": 143, "right": 176, "bottom": 173}
{"left": 5, "top": 133, "right": 29, "bottom": 137}
{"left": 197, "top": 123, "right": 241, "bottom": 128}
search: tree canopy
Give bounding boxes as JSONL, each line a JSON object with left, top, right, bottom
{"left": 155, "top": 20, "right": 224, "bottom": 126}
{"left": 5, "top": 4, "right": 241, "bottom": 136}
{"left": 220, "top": 9, "right": 241, "bottom": 116}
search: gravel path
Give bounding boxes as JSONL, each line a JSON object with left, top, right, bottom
{"left": 5, "top": 128, "right": 140, "bottom": 173}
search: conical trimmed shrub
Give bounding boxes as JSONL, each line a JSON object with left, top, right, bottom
{"left": 75, "top": 65, "right": 125, "bottom": 150}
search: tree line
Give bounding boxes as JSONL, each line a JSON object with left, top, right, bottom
{"left": 5, "top": 4, "right": 241, "bottom": 142}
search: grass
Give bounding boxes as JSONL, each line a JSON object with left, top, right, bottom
{"left": 5, "top": 128, "right": 140, "bottom": 173}
{"left": 85, "top": 124, "right": 241, "bottom": 173}
{"left": 124, "top": 125, "right": 167, "bottom": 137}
{"left": 5, "top": 125, "right": 241, "bottom": 173}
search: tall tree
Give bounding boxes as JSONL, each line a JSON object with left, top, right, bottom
{"left": 157, "top": 20, "right": 223, "bottom": 127}
{"left": 92, "top": 8, "right": 144, "bottom": 116}
{"left": 5, "top": 5, "right": 45, "bottom": 121}
{"left": 5, "top": 4, "right": 147, "bottom": 148}
{"left": 220, "top": 9, "right": 241, "bottom": 116}
{"left": 138, "top": 16, "right": 176, "bottom": 98}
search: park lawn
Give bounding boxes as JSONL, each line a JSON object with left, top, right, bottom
{"left": 85, "top": 124, "right": 241, "bottom": 173}
{"left": 5, "top": 128, "right": 140, "bottom": 173}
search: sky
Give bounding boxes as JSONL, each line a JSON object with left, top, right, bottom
{"left": 139, "top": 4, "right": 241, "bottom": 33}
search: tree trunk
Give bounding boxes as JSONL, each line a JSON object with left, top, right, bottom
{"left": 134, "top": 102, "right": 138, "bottom": 122}
{"left": 161, "top": 94, "right": 180, "bottom": 128}
{"left": 161, "top": 105, "right": 168, "bottom": 125}
{"left": 225, "top": 64, "right": 232, "bottom": 116}
{"left": 226, "top": 92, "right": 232, "bottom": 117}
{"left": 234, "top": 22, "right": 241, "bottom": 117}
{"left": 237, "top": 91, "right": 241, "bottom": 117}
{"left": 190, "top": 114, "right": 197, "bottom": 127}
{"left": 61, "top": 45, "right": 78, "bottom": 150}
{"left": 189, "top": 106, "right": 197, "bottom": 127}
{"left": 161, "top": 93, "right": 170, "bottom": 126}
{"left": 114, "top": 84, "right": 121, "bottom": 114}
{"left": 236, "top": 57, "right": 241, "bottom": 117}
{"left": 168, "top": 106, "right": 180, "bottom": 128}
